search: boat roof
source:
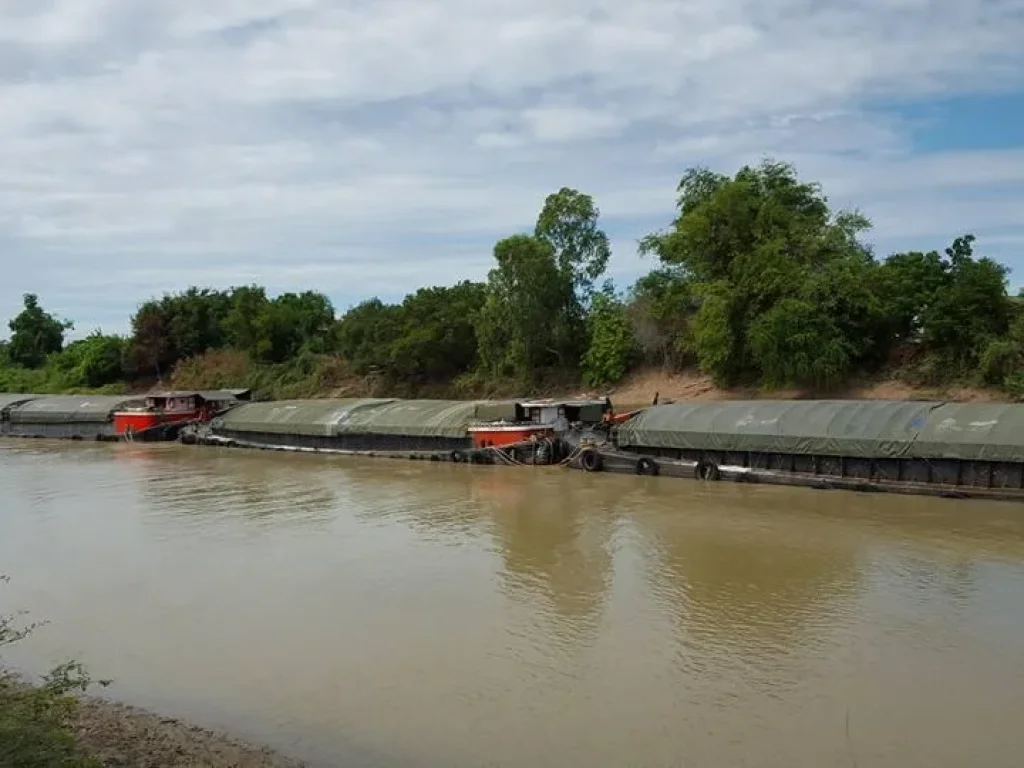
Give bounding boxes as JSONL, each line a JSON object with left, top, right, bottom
{"left": 518, "top": 398, "right": 610, "bottom": 408}
{"left": 146, "top": 390, "right": 241, "bottom": 401}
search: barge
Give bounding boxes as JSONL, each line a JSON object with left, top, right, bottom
{"left": 591, "top": 399, "right": 1024, "bottom": 501}
{"left": 0, "top": 390, "right": 246, "bottom": 441}
{"left": 2, "top": 394, "right": 146, "bottom": 440}
{"left": 186, "top": 397, "right": 612, "bottom": 464}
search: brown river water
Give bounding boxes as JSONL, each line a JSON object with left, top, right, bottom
{"left": 2, "top": 440, "right": 1024, "bottom": 767}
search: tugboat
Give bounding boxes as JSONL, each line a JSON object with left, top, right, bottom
{"left": 468, "top": 398, "right": 613, "bottom": 463}
{"left": 112, "top": 389, "right": 248, "bottom": 441}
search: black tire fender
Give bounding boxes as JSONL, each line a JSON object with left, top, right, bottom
{"left": 636, "top": 457, "right": 659, "bottom": 476}
{"left": 580, "top": 448, "right": 603, "bottom": 472}
{"left": 695, "top": 459, "right": 720, "bottom": 481}
{"left": 507, "top": 446, "right": 519, "bottom": 463}
{"left": 450, "top": 450, "right": 464, "bottom": 463}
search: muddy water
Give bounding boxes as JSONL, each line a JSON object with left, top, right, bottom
{"left": 2, "top": 441, "right": 1024, "bottom": 767}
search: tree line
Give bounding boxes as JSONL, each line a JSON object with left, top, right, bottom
{"left": 2, "top": 159, "right": 1022, "bottom": 397}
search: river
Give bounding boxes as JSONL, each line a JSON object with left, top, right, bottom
{"left": 2, "top": 440, "right": 1023, "bottom": 767}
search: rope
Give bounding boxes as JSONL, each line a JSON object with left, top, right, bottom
{"left": 480, "top": 439, "right": 590, "bottom": 468}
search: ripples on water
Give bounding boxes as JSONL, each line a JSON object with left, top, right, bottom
{"left": 2, "top": 441, "right": 1024, "bottom": 767}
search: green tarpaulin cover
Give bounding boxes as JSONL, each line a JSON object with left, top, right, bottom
{"left": 215, "top": 398, "right": 519, "bottom": 438}
{"left": 0, "top": 394, "right": 42, "bottom": 414}
{"left": 7, "top": 395, "right": 144, "bottom": 424}
{"left": 615, "top": 399, "right": 1024, "bottom": 462}
{"left": 213, "top": 399, "right": 396, "bottom": 436}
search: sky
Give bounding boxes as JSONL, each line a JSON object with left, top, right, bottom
{"left": 1, "top": 0, "right": 1023, "bottom": 338}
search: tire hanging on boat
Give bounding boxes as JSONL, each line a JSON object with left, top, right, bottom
{"left": 535, "top": 442, "right": 550, "bottom": 465}
{"left": 695, "top": 459, "right": 720, "bottom": 481}
{"left": 580, "top": 448, "right": 603, "bottom": 472}
{"left": 636, "top": 457, "right": 658, "bottom": 476}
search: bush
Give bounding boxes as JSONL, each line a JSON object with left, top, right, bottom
{"left": 1, "top": 576, "right": 102, "bottom": 767}
{"left": 979, "top": 338, "right": 1024, "bottom": 387}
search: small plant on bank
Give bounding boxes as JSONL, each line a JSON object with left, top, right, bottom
{"left": 1, "top": 574, "right": 103, "bottom": 767}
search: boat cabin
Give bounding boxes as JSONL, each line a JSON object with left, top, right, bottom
{"left": 468, "top": 398, "right": 612, "bottom": 449}
{"left": 518, "top": 398, "right": 611, "bottom": 430}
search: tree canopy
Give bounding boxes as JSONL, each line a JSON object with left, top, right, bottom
{"left": 7, "top": 294, "right": 72, "bottom": 369}
{"left": 1, "top": 163, "right": 1019, "bottom": 399}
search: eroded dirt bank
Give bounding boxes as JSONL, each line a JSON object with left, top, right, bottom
{"left": 606, "top": 368, "right": 1009, "bottom": 407}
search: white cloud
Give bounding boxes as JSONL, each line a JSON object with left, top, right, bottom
{"left": 1, "top": 0, "right": 1023, "bottom": 335}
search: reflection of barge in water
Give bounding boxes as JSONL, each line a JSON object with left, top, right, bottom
{"left": 5, "top": 390, "right": 1024, "bottom": 501}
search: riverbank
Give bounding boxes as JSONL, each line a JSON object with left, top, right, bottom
{"left": 162, "top": 351, "right": 1013, "bottom": 406}
{"left": 0, "top": 675, "right": 304, "bottom": 768}
{"left": 71, "top": 696, "right": 305, "bottom": 768}
{"left": 606, "top": 368, "right": 1011, "bottom": 407}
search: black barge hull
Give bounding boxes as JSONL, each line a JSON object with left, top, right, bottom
{"left": 186, "top": 426, "right": 569, "bottom": 466}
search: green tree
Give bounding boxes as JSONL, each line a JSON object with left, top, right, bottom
{"left": 125, "top": 288, "right": 231, "bottom": 378}
{"left": 222, "top": 285, "right": 271, "bottom": 354}
{"left": 477, "top": 234, "right": 575, "bottom": 380}
{"left": 639, "top": 159, "right": 877, "bottom": 387}
{"left": 56, "top": 333, "right": 127, "bottom": 388}
{"left": 747, "top": 298, "right": 851, "bottom": 389}
{"left": 335, "top": 298, "right": 403, "bottom": 375}
{"left": 873, "top": 249, "right": 948, "bottom": 342}
{"left": 252, "top": 291, "right": 335, "bottom": 363}
{"left": 626, "top": 269, "right": 699, "bottom": 369}
{"left": 387, "top": 282, "right": 487, "bottom": 382}
{"left": 582, "top": 286, "right": 637, "bottom": 387}
{"left": 919, "top": 234, "right": 1010, "bottom": 369}
{"left": 535, "top": 187, "right": 612, "bottom": 303}
{"left": 125, "top": 301, "right": 174, "bottom": 378}
{"left": 7, "top": 294, "right": 72, "bottom": 368}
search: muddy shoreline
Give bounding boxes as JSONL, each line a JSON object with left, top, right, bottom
{"left": 70, "top": 694, "right": 307, "bottom": 768}
{"left": 2, "top": 671, "right": 306, "bottom": 768}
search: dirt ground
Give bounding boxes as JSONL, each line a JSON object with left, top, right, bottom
{"left": 70, "top": 696, "right": 305, "bottom": 768}
{"left": 605, "top": 368, "right": 1009, "bottom": 409}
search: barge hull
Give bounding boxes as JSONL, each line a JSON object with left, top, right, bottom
{"left": 188, "top": 427, "right": 568, "bottom": 466}
{"left": 2, "top": 423, "right": 118, "bottom": 440}
{"left": 580, "top": 446, "right": 1024, "bottom": 502}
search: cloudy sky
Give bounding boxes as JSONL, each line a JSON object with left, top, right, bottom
{"left": 1, "top": 0, "right": 1023, "bottom": 337}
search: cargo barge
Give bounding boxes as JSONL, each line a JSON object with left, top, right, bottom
{"left": 183, "top": 397, "right": 611, "bottom": 465}
{"left": 591, "top": 399, "right": 1024, "bottom": 502}
{"left": 0, "top": 390, "right": 246, "bottom": 441}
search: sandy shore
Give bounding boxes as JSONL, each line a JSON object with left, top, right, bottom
{"left": 70, "top": 695, "right": 306, "bottom": 768}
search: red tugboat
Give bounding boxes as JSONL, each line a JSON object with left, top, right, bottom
{"left": 468, "top": 399, "right": 610, "bottom": 460}
{"left": 113, "top": 390, "right": 248, "bottom": 440}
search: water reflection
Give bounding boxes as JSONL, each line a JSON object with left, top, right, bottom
{"left": 4, "top": 442, "right": 1024, "bottom": 768}
{"left": 470, "top": 469, "right": 617, "bottom": 657}
{"left": 133, "top": 447, "right": 339, "bottom": 523}
{"left": 633, "top": 483, "right": 862, "bottom": 663}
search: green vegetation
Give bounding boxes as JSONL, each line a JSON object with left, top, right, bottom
{"left": 1, "top": 575, "right": 101, "bottom": 767}
{"left": 1, "top": 159, "right": 1020, "bottom": 399}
